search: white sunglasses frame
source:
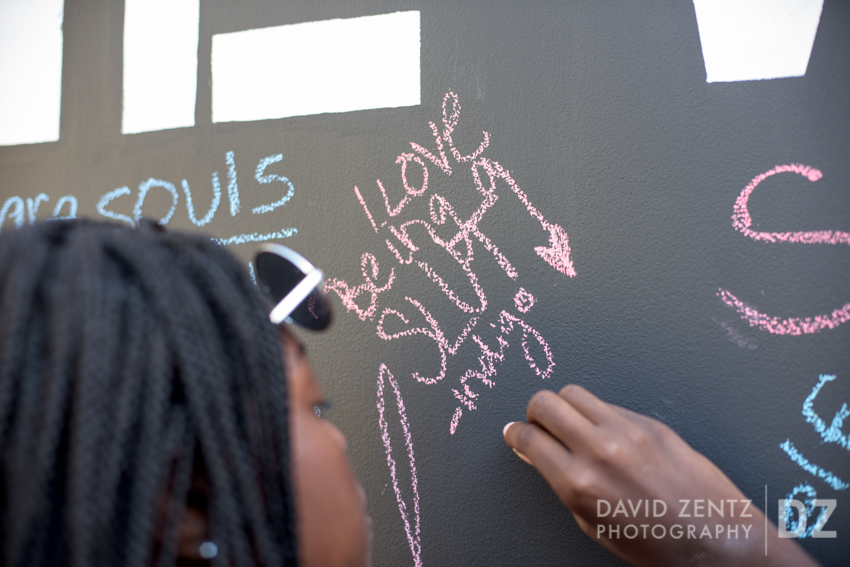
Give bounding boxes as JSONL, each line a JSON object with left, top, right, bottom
{"left": 255, "top": 243, "right": 325, "bottom": 326}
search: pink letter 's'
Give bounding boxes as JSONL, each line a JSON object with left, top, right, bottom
{"left": 719, "top": 164, "right": 850, "bottom": 334}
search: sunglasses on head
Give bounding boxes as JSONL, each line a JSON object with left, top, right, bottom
{"left": 254, "top": 244, "right": 333, "bottom": 331}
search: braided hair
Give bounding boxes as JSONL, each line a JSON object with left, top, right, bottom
{"left": 0, "top": 219, "right": 298, "bottom": 567}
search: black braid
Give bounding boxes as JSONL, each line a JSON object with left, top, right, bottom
{"left": 0, "top": 219, "right": 298, "bottom": 567}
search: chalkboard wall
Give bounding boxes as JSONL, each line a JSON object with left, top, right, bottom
{"left": 1, "top": 1, "right": 848, "bottom": 565}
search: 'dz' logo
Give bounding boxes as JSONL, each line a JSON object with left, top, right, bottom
{"left": 779, "top": 499, "right": 837, "bottom": 538}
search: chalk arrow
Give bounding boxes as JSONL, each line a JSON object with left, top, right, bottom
{"left": 535, "top": 222, "right": 576, "bottom": 277}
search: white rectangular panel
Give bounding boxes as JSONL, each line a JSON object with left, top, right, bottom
{"left": 0, "top": 0, "right": 64, "bottom": 146}
{"left": 123, "top": 0, "right": 199, "bottom": 134}
{"left": 211, "top": 11, "right": 420, "bottom": 123}
{"left": 693, "top": 0, "right": 823, "bottom": 82}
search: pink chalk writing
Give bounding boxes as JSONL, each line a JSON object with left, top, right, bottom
{"left": 449, "top": 407, "right": 463, "bottom": 435}
{"left": 376, "top": 153, "right": 430, "bottom": 217}
{"left": 377, "top": 364, "right": 422, "bottom": 567}
{"left": 326, "top": 253, "right": 396, "bottom": 321}
{"left": 336, "top": 91, "right": 573, "bottom": 566}
{"left": 717, "top": 289, "right": 850, "bottom": 335}
{"left": 326, "top": 92, "right": 576, "bottom": 434}
{"left": 514, "top": 288, "right": 536, "bottom": 313}
{"left": 330, "top": 90, "right": 568, "bottom": 437}
{"left": 450, "top": 310, "right": 555, "bottom": 434}
{"left": 720, "top": 164, "right": 849, "bottom": 334}
{"left": 732, "top": 163, "right": 848, "bottom": 246}
{"left": 370, "top": 92, "right": 576, "bottom": 280}
{"left": 354, "top": 185, "right": 379, "bottom": 233}
{"left": 375, "top": 297, "right": 479, "bottom": 385}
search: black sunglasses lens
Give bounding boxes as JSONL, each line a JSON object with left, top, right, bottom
{"left": 256, "top": 251, "right": 303, "bottom": 304}
{"left": 254, "top": 250, "right": 333, "bottom": 330}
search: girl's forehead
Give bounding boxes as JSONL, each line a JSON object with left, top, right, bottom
{"left": 278, "top": 325, "right": 307, "bottom": 356}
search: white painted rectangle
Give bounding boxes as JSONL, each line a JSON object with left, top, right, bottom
{"left": 0, "top": 0, "right": 64, "bottom": 146}
{"left": 123, "top": 0, "right": 199, "bottom": 134}
{"left": 211, "top": 11, "right": 420, "bottom": 123}
{"left": 693, "top": 0, "right": 823, "bottom": 82}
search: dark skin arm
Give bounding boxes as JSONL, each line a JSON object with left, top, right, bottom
{"left": 502, "top": 385, "right": 820, "bottom": 567}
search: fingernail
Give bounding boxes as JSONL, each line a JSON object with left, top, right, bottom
{"left": 512, "top": 448, "right": 533, "bottom": 465}
{"left": 502, "top": 421, "right": 516, "bottom": 437}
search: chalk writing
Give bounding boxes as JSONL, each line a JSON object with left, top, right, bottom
{"left": 52, "top": 195, "right": 78, "bottom": 220}
{"left": 182, "top": 174, "right": 221, "bottom": 227}
{"left": 97, "top": 187, "right": 135, "bottom": 227}
{"left": 335, "top": 92, "right": 570, "bottom": 566}
{"left": 328, "top": 91, "right": 568, "bottom": 434}
{"left": 514, "top": 288, "right": 536, "bottom": 313}
{"left": 213, "top": 229, "right": 298, "bottom": 246}
{"left": 1, "top": 194, "right": 78, "bottom": 232}
{"left": 717, "top": 290, "right": 850, "bottom": 335}
{"left": 2, "top": 151, "right": 296, "bottom": 246}
{"left": 111, "top": 152, "right": 296, "bottom": 243}
{"left": 779, "top": 440, "right": 848, "bottom": 492}
{"left": 450, "top": 310, "right": 555, "bottom": 434}
{"left": 377, "top": 364, "right": 422, "bottom": 567}
{"left": 801, "top": 374, "right": 849, "bottom": 450}
{"left": 782, "top": 483, "right": 830, "bottom": 538}
{"left": 330, "top": 253, "right": 396, "bottom": 321}
{"left": 111, "top": 152, "right": 292, "bottom": 237}
{"left": 253, "top": 154, "right": 294, "bottom": 214}
{"left": 719, "top": 164, "right": 850, "bottom": 334}
{"left": 0, "top": 197, "right": 25, "bottom": 231}
{"left": 226, "top": 150, "right": 240, "bottom": 216}
{"left": 778, "top": 373, "right": 848, "bottom": 538}
{"left": 26, "top": 194, "right": 49, "bottom": 224}
{"left": 133, "top": 178, "right": 179, "bottom": 225}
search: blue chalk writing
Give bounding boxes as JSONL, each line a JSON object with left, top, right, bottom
{"left": 779, "top": 439, "right": 848, "bottom": 491}
{"left": 252, "top": 154, "right": 295, "bottom": 214}
{"left": 97, "top": 187, "right": 136, "bottom": 227}
{"left": 11, "top": 150, "right": 297, "bottom": 243}
{"left": 2, "top": 194, "right": 76, "bottom": 227}
{"left": 802, "top": 374, "right": 849, "bottom": 450}
{"left": 226, "top": 150, "right": 240, "bottom": 216}
{"left": 51, "top": 196, "right": 78, "bottom": 220}
{"left": 26, "top": 194, "right": 49, "bottom": 224}
{"left": 782, "top": 483, "right": 823, "bottom": 538}
{"left": 134, "top": 178, "right": 179, "bottom": 225}
{"left": 248, "top": 261, "right": 257, "bottom": 285}
{"left": 182, "top": 174, "right": 221, "bottom": 227}
{"left": 0, "top": 197, "right": 26, "bottom": 232}
{"left": 213, "top": 228, "right": 298, "bottom": 246}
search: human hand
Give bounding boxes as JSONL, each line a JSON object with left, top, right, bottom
{"left": 502, "top": 385, "right": 818, "bottom": 567}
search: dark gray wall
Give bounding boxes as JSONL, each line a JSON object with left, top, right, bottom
{"left": 1, "top": 1, "right": 848, "bottom": 565}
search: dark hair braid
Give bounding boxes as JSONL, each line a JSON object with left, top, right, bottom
{"left": 0, "top": 219, "right": 298, "bottom": 567}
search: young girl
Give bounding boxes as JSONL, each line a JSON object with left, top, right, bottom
{"left": 0, "top": 220, "right": 816, "bottom": 566}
